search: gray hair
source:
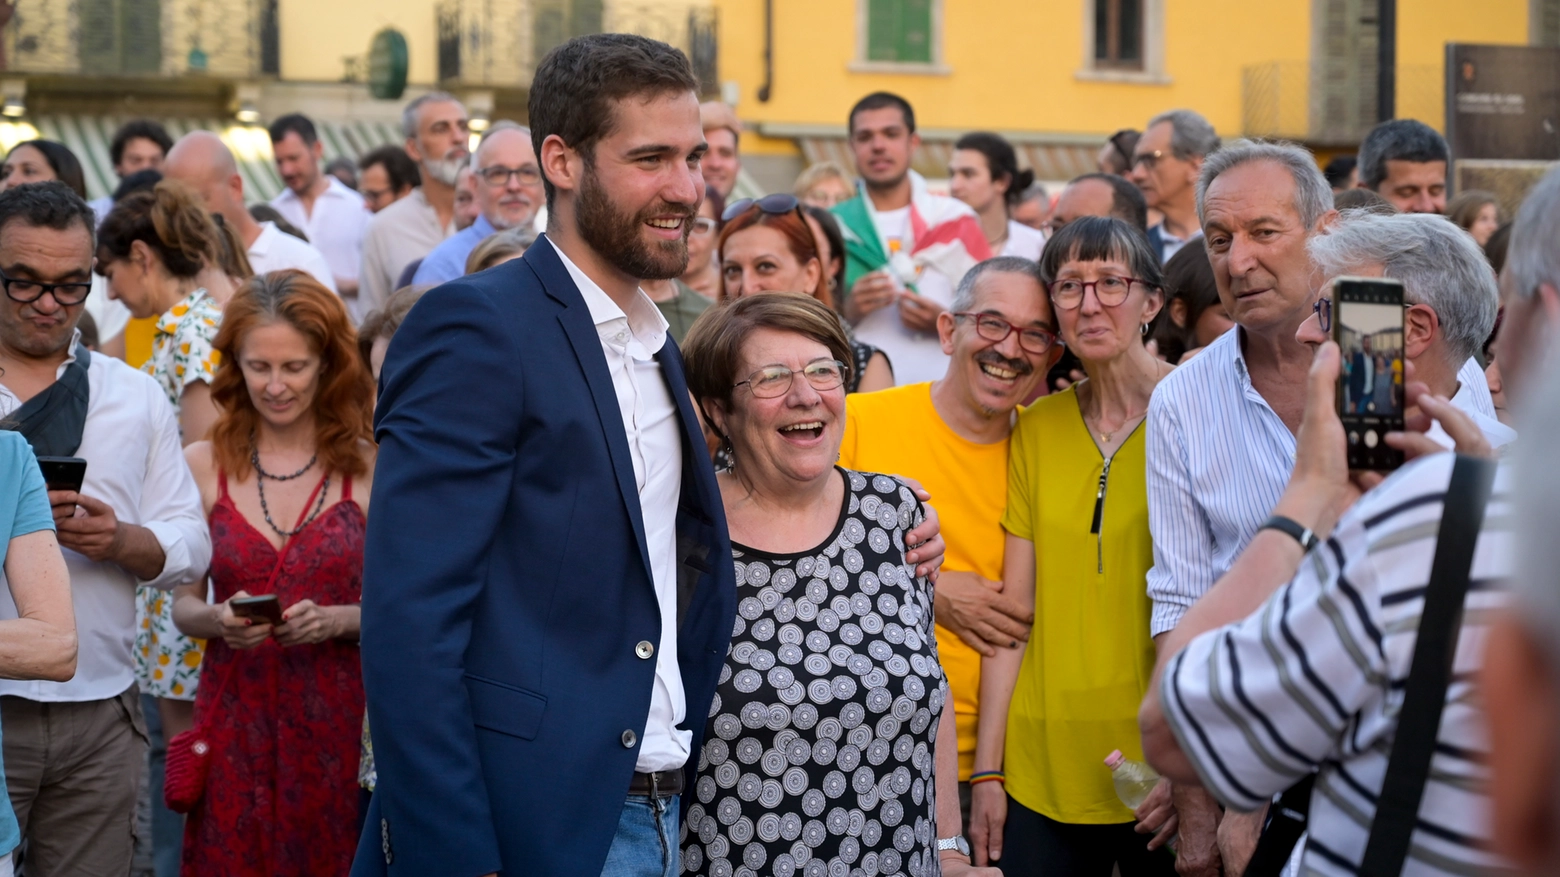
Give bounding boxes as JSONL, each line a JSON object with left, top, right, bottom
{"left": 1504, "top": 165, "right": 1560, "bottom": 304}
{"left": 1196, "top": 139, "right": 1333, "bottom": 229}
{"left": 1147, "top": 109, "right": 1221, "bottom": 161}
{"left": 1357, "top": 119, "right": 1448, "bottom": 190}
{"left": 401, "top": 91, "right": 466, "bottom": 141}
{"left": 1018, "top": 181, "right": 1048, "bottom": 206}
{"left": 1307, "top": 210, "right": 1497, "bottom": 365}
{"left": 471, "top": 121, "right": 533, "bottom": 169}
{"left": 951, "top": 256, "right": 1041, "bottom": 313}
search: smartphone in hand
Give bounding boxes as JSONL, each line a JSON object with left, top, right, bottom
{"left": 230, "top": 594, "right": 284, "bottom": 626}
{"left": 1331, "top": 277, "right": 1406, "bottom": 471}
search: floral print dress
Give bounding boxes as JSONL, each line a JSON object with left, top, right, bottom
{"left": 135, "top": 288, "right": 221, "bottom": 701}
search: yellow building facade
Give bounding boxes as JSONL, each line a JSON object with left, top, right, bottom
{"left": 716, "top": 0, "right": 1534, "bottom": 189}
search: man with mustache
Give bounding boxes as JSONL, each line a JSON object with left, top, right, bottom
{"left": 413, "top": 122, "right": 543, "bottom": 286}
{"left": 838, "top": 255, "right": 1060, "bottom": 829}
{"left": 358, "top": 92, "right": 469, "bottom": 316}
{"left": 268, "top": 113, "right": 372, "bottom": 318}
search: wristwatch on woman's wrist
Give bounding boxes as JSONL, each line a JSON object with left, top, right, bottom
{"left": 937, "top": 836, "right": 971, "bottom": 857}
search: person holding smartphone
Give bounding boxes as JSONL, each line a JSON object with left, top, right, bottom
{"left": 170, "top": 271, "right": 375, "bottom": 876}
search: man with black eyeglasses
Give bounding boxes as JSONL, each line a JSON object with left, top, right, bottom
{"left": 1128, "top": 110, "right": 1220, "bottom": 264}
{"left": 0, "top": 182, "right": 208, "bottom": 875}
{"left": 413, "top": 122, "right": 543, "bottom": 286}
{"left": 838, "top": 256, "right": 1061, "bottom": 834}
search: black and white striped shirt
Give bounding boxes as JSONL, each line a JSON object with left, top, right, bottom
{"left": 1162, "top": 454, "right": 1513, "bottom": 876}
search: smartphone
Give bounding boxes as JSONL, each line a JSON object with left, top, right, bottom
{"left": 230, "top": 594, "right": 285, "bottom": 626}
{"left": 35, "top": 456, "right": 87, "bottom": 493}
{"left": 1332, "top": 277, "right": 1406, "bottom": 471}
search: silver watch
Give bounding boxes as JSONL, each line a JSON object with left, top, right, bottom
{"left": 936, "top": 835, "right": 971, "bottom": 857}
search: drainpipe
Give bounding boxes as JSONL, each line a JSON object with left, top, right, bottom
{"left": 1377, "top": 0, "right": 1396, "bottom": 121}
{"left": 756, "top": 0, "right": 773, "bottom": 102}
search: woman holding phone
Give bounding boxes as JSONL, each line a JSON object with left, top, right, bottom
{"left": 170, "top": 271, "right": 375, "bottom": 875}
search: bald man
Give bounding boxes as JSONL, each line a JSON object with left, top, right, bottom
{"left": 163, "top": 131, "right": 338, "bottom": 294}
{"left": 412, "top": 123, "right": 542, "bottom": 285}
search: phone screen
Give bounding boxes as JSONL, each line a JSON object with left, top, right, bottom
{"left": 1333, "top": 277, "right": 1406, "bottom": 470}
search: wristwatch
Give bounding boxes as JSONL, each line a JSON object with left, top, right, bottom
{"left": 1260, "top": 515, "right": 1319, "bottom": 552}
{"left": 936, "top": 836, "right": 971, "bottom": 857}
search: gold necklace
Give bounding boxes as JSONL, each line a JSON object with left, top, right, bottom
{"left": 1090, "top": 407, "right": 1147, "bottom": 443}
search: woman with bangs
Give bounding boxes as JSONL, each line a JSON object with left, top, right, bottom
{"left": 170, "top": 270, "right": 376, "bottom": 875}
{"left": 718, "top": 194, "right": 894, "bottom": 393}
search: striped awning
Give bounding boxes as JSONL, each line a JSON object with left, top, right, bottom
{"left": 0, "top": 116, "right": 405, "bottom": 202}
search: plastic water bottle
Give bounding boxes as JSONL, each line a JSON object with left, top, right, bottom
{"left": 1104, "top": 749, "right": 1160, "bottom": 810}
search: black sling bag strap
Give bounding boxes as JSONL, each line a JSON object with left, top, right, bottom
{"left": 1244, "top": 453, "right": 1496, "bottom": 877}
{"left": 8, "top": 344, "right": 91, "bottom": 457}
{"left": 1358, "top": 453, "right": 1496, "bottom": 875}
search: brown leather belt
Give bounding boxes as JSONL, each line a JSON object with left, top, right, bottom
{"left": 628, "top": 770, "right": 685, "bottom": 798}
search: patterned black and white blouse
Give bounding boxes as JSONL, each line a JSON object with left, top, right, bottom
{"left": 683, "top": 468, "right": 948, "bottom": 877}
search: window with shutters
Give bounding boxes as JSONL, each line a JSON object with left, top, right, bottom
{"left": 1535, "top": 0, "right": 1560, "bottom": 46}
{"left": 1093, "top": 0, "right": 1142, "bottom": 69}
{"left": 533, "top": 0, "right": 604, "bottom": 64}
{"left": 78, "top": 0, "right": 163, "bottom": 75}
{"left": 853, "top": 0, "right": 946, "bottom": 73}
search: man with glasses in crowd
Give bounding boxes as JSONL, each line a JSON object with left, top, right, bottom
{"left": 1129, "top": 109, "right": 1219, "bottom": 264}
{"left": 1143, "top": 140, "right": 1337, "bottom": 876}
{"left": 0, "top": 182, "right": 209, "bottom": 876}
{"left": 838, "top": 256, "right": 1061, "bottom": 827}
{"left": 413, "top": 123, "right": 543, "bottom": 286}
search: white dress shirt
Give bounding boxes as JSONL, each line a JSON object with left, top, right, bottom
{"left": 1146, "top": 327, "right": 1296, "bottom": 636}
{"left": 0, "top": 338, "right": 211, "bottom": 702}
{"left": 247, "top": 222, "right": 339, "bottom": 295}
{"left": 547, "top": 239, "right": 689, "bottom": 773}
{"left": 1431, "top": 361, "right": 1517, "bottom": 450}
{"left": 269, "top": 177, "right": 371, "bottom": 318}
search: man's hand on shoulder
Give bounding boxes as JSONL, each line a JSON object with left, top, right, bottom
{"left": 934, "top": 571, "right": 1032, "bottom": 657}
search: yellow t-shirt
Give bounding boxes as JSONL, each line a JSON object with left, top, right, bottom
{"left": 1000, "top": 386, "right": 1158, "bottom": 824}
{"left": 839, "top": 382, "right": 1007, "bottom": 780}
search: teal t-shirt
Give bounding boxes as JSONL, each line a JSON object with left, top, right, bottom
{"left": 0, "top": 430, "right": 54, "bottom": 855}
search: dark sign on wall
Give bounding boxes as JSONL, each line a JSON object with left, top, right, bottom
{"left": 1445, "top": 43, "right": 1560, "bottom": 161}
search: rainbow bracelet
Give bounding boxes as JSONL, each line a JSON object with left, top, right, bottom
{"left": 968, "top": 771, "right": 1005, "bottom": 785}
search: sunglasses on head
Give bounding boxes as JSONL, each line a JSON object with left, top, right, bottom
{"left": 722, "top": 193, "right": 801, "bottom": 223}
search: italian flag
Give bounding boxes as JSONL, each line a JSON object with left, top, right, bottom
{"left": 832, "top": 170, "right": 993, "bottom": 295}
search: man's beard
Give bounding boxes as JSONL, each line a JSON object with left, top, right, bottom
{"left": 576, "top": 162, "right": 693, "bottom": 281}
{"left": 421, "top": 156, "right": 464, "bottom": 187}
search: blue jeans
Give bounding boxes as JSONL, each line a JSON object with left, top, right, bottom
{"left": 599, "top": 795, "right": 679, "bottom": 877}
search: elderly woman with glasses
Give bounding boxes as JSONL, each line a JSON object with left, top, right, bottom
{"left": 679, "top": 292, "right": 997, "bottom": 877}
{"left": 968, "top": 217, "right": 1178, "bottom": 875}
{"left": 719, "top": 193, "right": 894, "bottom": 393}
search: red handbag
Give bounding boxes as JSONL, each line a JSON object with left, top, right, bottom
{"left": 164, "top": 473, "right": 326, "bottom": 813}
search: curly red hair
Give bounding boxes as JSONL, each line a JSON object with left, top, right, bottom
{"left": 210, "top": 271, "right": 375, "bottom": 480}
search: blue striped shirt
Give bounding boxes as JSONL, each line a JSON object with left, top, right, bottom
{"left": 1146, "top": 327, "right": 1296, "bottom": 636}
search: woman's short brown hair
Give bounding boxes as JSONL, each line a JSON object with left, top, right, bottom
{"left": 681, "top": 292, "right": 852, "bottom": 435}
{"left": 356, "top": 285, "right": 429, "bottom": 372}
{"left": 210, "top": 270, "right": 375, "bottom": 480}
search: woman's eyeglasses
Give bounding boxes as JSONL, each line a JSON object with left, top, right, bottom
{"left": 723, "top": 193, "right": 801, "bottom": 223}
{"left": 735, "top": 359, "right": 849, "bottom": 398}
{"left": 951, "top": 312, "right": 1057, "bottom": 354}
{"left": 1047, "top": 276, "right": 1154, "bottom": 310}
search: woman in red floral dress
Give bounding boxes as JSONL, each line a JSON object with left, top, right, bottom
{"left": 171, "top": 271, "right": 376, "bottom": 875}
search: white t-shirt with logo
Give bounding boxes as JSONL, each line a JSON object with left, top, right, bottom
{"left": 853, "top": 206, "right": 956, "bottom": 386}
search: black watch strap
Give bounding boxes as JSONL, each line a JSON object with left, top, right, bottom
{"left": 1260, "top": 515, "right": 1319, "bottom": 552}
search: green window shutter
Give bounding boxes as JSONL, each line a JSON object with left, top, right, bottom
{"left": 534, "top": 0, "right": 567, "bottom": 62}
{"left": 867, "top": 0, "right": 933, "bottom": 64}
{"left": 569, "top": 0, "right": 603, "bottom": 38}
{"left": 122, "top": 0, "right": 163, "bottom": 75}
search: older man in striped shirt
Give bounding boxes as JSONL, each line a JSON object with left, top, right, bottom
{"left": 1141, "top": 164, "right": 1560, "bottom": 877}
{"left": 1143, "top": 140, "right": 1339, "bottom": 873}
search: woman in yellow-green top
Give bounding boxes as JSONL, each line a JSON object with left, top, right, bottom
{"left": 969, "top": 217, "right": 1178, "bottom": 875}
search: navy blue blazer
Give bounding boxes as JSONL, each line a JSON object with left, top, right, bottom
{"left": 352, "top": 236, "right": 736, "bottom": 877}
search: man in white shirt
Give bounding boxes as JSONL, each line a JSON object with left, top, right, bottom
{"left": 163, "top": 131, "right": 337, "bottom": 294}
{"left": 948, "top": 132, "right": 1047, "bottom": 261}
{"left": 267, "top": 113, "right": 372, "bottom": 319}
{"left": 834, "top": 92, "right": 991, "bottom": 386}
{"left": 1297, "top": 210, "right": 1516, "bottom": 449}
{"left": 0, "top": 182, "right": 209, "bottom": 875}
{"left": 1130, "top": 110, "right": 1219, "bottom": 264}
{"left": 1144, "top": 140, "right": 1338, "bottom": 875}
{"left": 357, "top": 93, "right": 469, "bottom": 316}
